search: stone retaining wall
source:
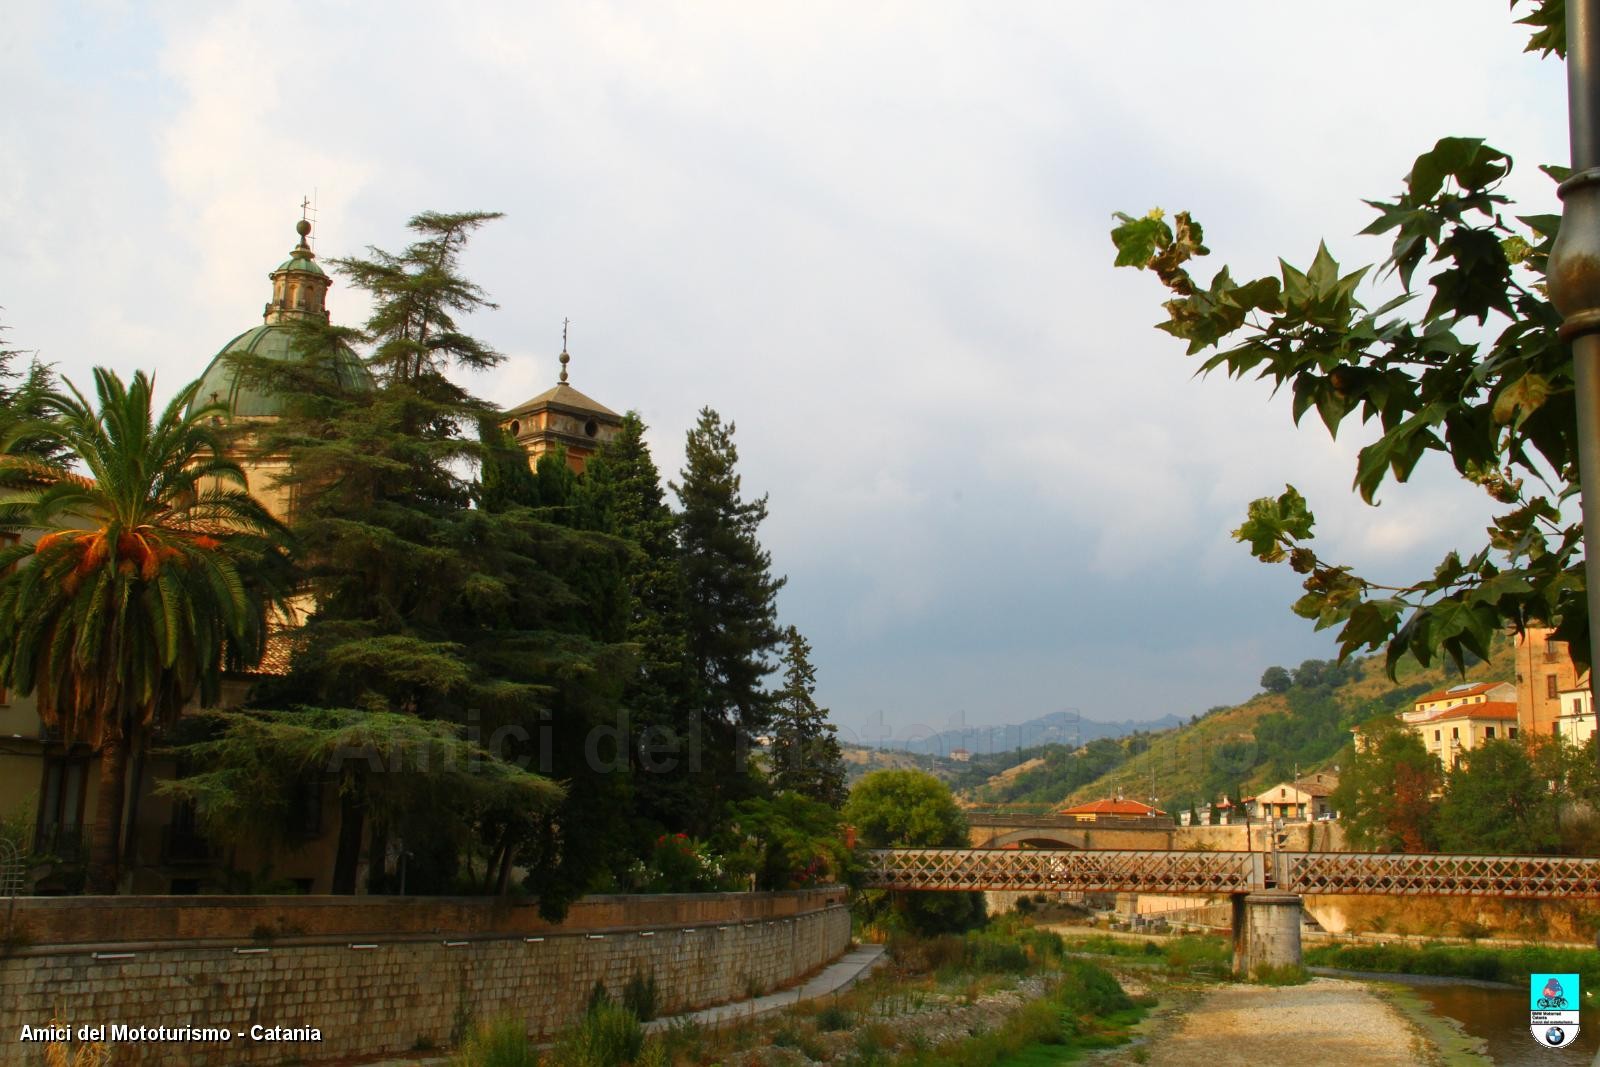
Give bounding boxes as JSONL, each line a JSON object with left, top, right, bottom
{"left": 0, "top": 890, "right": 852, "bottom": 1066}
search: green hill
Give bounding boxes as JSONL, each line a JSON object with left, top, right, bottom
{"left": 1058, "top": 640, "right": 1517, "bottom": 814}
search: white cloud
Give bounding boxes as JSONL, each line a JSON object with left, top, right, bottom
{"left": 0, "top": 0, "right": 1570, "bottom": 728}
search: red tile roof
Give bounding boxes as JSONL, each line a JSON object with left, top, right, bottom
{"left": 1428, "top": 700, "right": 1518, "bottom": 723}
{"left": 1414, "top": 681, "right": 1505, "bottom": 705}
{"left": 1059, "top": 798, "right": 1166, "bottom": 817}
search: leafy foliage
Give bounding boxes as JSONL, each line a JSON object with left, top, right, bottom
{"left": 1332, "top": 718, "right": 1442, "bottom": 852}
{"left": 1111, "top": 125, "right": 1584, "bottom": 676}
{"left": 846, "top": 770, "right": 985, "bottom": 934}
{"left": 0, "top": 369, "right": 292, "bottom": 891}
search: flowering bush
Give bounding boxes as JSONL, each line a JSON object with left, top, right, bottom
{"left": 632, "top": 833, "right": 733, "bottom": 893}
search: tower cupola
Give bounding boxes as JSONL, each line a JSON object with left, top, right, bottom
{"left": 264, "top": 219, "right": 332, "bottom": 324}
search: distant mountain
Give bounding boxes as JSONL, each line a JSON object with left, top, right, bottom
{"left": 859, "top": 710, "right": 1184, "bottom": 757}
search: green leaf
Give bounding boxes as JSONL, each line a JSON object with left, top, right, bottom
{"left": 1233, "top": 486, "right": 1315, "bottom": 562}
{"left": 1110, "top": 211, "right": 1171, "bottom": 269}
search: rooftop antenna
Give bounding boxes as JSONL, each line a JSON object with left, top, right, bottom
{"left": 299, "top": 193, "right": 319, "bottom": 253}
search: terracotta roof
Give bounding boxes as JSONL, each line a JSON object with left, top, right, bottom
{"left": 234, "top": 629, "right": 294, "bottom": 677}
{"left": 1428, "top": 700, "right": 1518, "bottom": 723}
{"left": 1059, "top": 798, "right": 1166, "bottom": 817}
{"left": 1414, "top": 681, "right": 1506, "bottom": 705}
{"left": 1293, "top": 775, "right": 1340, "bottom": 797}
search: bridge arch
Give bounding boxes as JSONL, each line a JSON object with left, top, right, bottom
{"left": 986, "top": 829, "right": 1087, "bottom": 850}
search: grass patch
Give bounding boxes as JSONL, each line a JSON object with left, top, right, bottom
{"left": 449, "top": 1016, "right": 537, "bottom": 1067}
{"left": 1250, "top": 963, "right": 1310, "bottom": 986}
{"left": 1304, "top": 941, "right": 1600, "bottom": 988}
{"left": 1059, "top": 933, "right": 1231, "bottom": 978}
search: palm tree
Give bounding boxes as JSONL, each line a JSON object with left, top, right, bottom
{"left": 0, "top": 368, "right": 292, "bottom": 893}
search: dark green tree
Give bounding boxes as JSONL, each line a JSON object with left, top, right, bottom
{"left": 0, "top": 317, "right": 66, "bottom": 465}
{"left": 672, "top": 408, "right": 785, "bottom": 812}
{"left": 1109, "top": 6, "right": 1587, "bottom": 676}
{"left": 1259, "top": 666, "right": 1292, "bottom": 694}
{"left": 218, "top": 212, "right": 632, "bottom": 911}
{"left": 768, "top": 626, "right": 847, "bottom": 807}
{"left": 578, "top": 413, "right": 704, "bottom": 838}
{"left": 1331, "top": 718, "right": 1441, "bottom": 852}
{"left": 1437, "top": 738, "right": 1560, "bottom": 854}
{"left": 844, "top": 769, "right": 985, "bottom": 933}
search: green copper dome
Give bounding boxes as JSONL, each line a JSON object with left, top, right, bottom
{"left": 274, "top": 252, "right": 327, "bottom": 277}
{"left": 189, "top": 325, "right": 373, "bottom": 418}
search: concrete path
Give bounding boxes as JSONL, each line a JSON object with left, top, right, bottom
{"left": 645, "top": 942, "right": 887, "bottom": 1033}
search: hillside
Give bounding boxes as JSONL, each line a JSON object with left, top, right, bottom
{"left": 861, "top": 709, "right": 1184, "bottom": 756}
{"left": 1058, "top": 639, "right": 1518, "bottom": 813}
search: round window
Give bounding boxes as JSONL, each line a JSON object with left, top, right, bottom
{"left": 585, "top": 419, "right": 598, "bottom": 437}
{"left": 509, "top": 420, "right": 521, "bottom": 435}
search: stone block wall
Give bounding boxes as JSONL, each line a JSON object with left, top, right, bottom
{"left": 0, "top": 892, "right": 852, "bottom": 1066}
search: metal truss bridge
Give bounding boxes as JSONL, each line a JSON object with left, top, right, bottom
{"left": 862, "top": 848, "right": 1600, "bottom": 898}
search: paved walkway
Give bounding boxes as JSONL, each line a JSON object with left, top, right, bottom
{"left": 645, "top": 943, "right": 887, "bottom": 1032}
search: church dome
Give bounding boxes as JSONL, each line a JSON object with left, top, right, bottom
{"left": 191, "top": 325, "right": 371, "bottom": 418}
{"left": 188, "top": 218, "right": 373, "bottom": 418}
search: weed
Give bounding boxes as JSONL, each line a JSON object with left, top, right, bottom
{"left": 1250, "top": 963, "right": 1310, "bottom": 986}
{"left": 814, "top": 1003, "right": 853, "bottom": 1031}
{"left": 622, "top": 969, "right": 659, "bottom": 1022}
{"left": 548, "top": 1001, "right": 642, "bottom": 1067}
{"left": 449, "top": 1016, "right": 537, "bottom": 1067}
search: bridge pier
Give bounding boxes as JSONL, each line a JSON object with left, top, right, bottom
{"left": 1230, "top": 891, "right": 1302, "bottom": 977}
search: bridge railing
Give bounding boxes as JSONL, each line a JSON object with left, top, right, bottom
{"left": 1280, "top": 851, "right": 1600, "bottom": 897}
{"left": 862, "top": 848, "right": 1260, "bottom": 894}
{"left": 863, "top": 848, "right": 1600, "bottom": 898}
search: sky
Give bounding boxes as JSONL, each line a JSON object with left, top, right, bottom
{"left": 0, "top": 2, "right": 1574, "bottom": 743}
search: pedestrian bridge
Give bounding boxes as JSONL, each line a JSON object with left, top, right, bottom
{"left": 862, "top": 848, "right": 1600, "bottom": 898}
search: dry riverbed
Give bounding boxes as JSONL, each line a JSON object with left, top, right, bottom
{"left": 1100, "top": 976, "right": 1440, "bottom": 1067}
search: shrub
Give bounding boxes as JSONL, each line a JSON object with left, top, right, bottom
{"left": 450, "top": 1016, "right": 538, "bottom": 1067}
{"left": 621, "top": 970, "right": 659, "bottom": 1023}
{"left": 814, "top": 1004, "right": 853, "bottom": 1032}
{"left": 548, "top": 1002, "right": 642, "bottom": 1067}
{"left": 1053, "top": 958, "right": 1135, "bottom": 1019}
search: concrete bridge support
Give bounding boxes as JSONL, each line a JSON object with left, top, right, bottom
{"left": 1230, "top": 891, "right": 1302, "bottom": 976}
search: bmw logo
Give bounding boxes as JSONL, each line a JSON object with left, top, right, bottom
{"left": 1546, "top": 1026, "right": 1567, "bottom": 1046}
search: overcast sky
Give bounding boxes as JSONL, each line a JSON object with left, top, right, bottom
{"left": 0, "top": 3, "right": 1572, "bottom": 741}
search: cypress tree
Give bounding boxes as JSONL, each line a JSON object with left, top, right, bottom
{"left": 769, "top": 626, "right": 847, "bottom": 808}
{"left": 672, "top": 408, "right": 785, "bottom": 813}
{"left": 579, "top": 413, "right": 704, "bottom": 836}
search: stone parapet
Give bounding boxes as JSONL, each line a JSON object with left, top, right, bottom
{"left": 0, "top": 891, "right": 852, "bottom": 1065}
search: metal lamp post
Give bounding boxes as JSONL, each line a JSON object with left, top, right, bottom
{"left": 1550, "top": 0, "right": 1600, "bottom": 750}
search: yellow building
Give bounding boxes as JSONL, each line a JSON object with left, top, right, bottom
{"left": 1417, "top": 702, "right": 1519, "bottom": 770}
{"left": 501, "top": 345, "right": 624, "bottom": 474}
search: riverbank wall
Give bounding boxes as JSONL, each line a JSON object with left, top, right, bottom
{"left": 0, "top": 888, "right": 852, "bottom": 1066}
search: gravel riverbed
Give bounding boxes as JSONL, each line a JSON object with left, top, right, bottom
{"left": 1101, "top": 976, "right": 1438, "bottom": 1067}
